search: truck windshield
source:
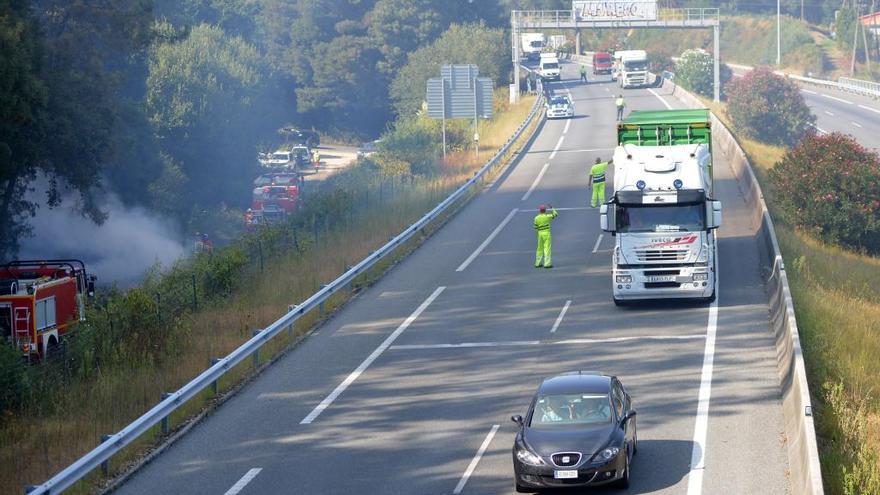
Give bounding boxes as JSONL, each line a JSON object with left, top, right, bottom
{"left": 530, "top": 41, "right": 543, "bottom": 48}
{"left": 596, "top": 57, "right": 611, "bottom": 64}
{"left": 617, "top": 204, "right": 705, "bottom": 233}
{"left": 542, "top": 63, "right": 559, "bottom": 69}
{"left": 624, "top": 61, "right": 648, "bottom": 71}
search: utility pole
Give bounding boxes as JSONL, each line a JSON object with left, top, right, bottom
{"left": 777, "top": 0, "right": 782, "bottom": 65}
{"left": 851, "top": 3, "right": 862, "bottom": 76}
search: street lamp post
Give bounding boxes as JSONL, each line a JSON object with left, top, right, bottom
{"left": 777, "top": 0, "right": 782, "bottom": 65}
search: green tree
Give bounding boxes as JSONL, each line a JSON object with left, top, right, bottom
{"left": 390, "top": 23, "right": 509, "bottom": 117}
{"left": 726, "top": 67, "right": 814, "bottom": 146}
{"left": 673, "top": 48, "right": 732, "bottom": 98}
{"left": 146, "top": 23, "right": 284, "bottom": 211}
{"left": 770, "top": 132, "right": 880, "bottom": 253}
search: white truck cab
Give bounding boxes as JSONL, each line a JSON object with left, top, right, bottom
{"left": 600, "top": 143, "right": 721, "bottom": 304}
{"left": 613, "top": 50, "right": 649, "bottom": 89}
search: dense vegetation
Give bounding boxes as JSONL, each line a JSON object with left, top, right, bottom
{"left": 673, "top": 48, "right": 732, "bottom": 98}
{"left": 726, "top": 67, "right": 814, "bottom": 145}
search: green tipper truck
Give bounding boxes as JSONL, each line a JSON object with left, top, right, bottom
{"left": 600, "top": 109, "right": 722, "bottom": 304}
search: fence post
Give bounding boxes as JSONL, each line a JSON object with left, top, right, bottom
{"left": 160, "top": 392, "right": 173, "bottom": 434}
{"left": 252, "top": 329, "right": 261, "bottom": 367}
{"left": 257, "top": 240, "right": 264, "bottom": 273}
{"left": 155, "top": 292, "right": 161, "bottom": 321}
{"left": 210, "top": 358, "right": 221, "bottom": 395}
{"left": 191, "top": 274, "right": 198, "bottom": 312}
{"left": 100, "top": 435, "right": 112, "bottom": 476}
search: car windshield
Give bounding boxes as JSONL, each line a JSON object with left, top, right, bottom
{"left": 550, "top": 97, "right": 568, "bottom": 106}
{"left": 270, "top": 152, "right": 290, "bottom": 160}
{"left": 542, "top": 63, "right": 559, "bottom": 70}
{"left": 530, "top": 394, "right": 613, "bottom": 427}
{"left": 624, "top": 61, "right": 648, "bottom": 71}
{"left": 617, "top": 204, "right": 705, "bottom": 233}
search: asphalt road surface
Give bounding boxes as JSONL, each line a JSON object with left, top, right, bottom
{"left": 117, "top": 63, "right": 790, "bottom": 495}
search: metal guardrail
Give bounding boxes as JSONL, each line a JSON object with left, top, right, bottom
{"left": 26, "top": 94, "right": 545, "bottom": 495}
{"left": 838, "top": 76, "right": 880, "bottom": 98}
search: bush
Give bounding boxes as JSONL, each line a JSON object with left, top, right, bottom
{"left": 673, "top": 48, "right": 732, "bottom": 98}
{"left": 769, "top": 132, "right": 880, "bottom": 253}
{"left": 726, "top": 67, "right": 815, "bottom": 145}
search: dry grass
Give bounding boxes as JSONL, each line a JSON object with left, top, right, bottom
{"left": 0, "top": 93, "right": 539, "bottom": 493}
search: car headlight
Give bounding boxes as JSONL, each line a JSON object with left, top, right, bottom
{"left": 616, "top": 275, "right": 632, "bottom": 284}
{"left": 516, "top": 446, "right": 545, "bottom": 466}
{"left": 600, "top": 446, "right": 620, "bottom": 461}
{"left": 693, "top": 272, "right": 709, "bottom": 281}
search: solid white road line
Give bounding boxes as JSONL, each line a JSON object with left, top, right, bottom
{"left": 549, "top": 300, "right": 572, "bottom": 334}
{"left": 456, "top": 209, "right": 518, "bottom": 272}
{"left": 520, "top": 207, "right": 592, "bottom": 212}
{"left": 563, "top": 118, "right": 571, "bottom": 135}
{"left": 824, "top": 110, "right": 835, "bottom": 116}
{"left": 822, "top": 93, "right": 853, "bottom": 105}
{"left": 686, "top": 275, "right": 720, "bottom": 495}
{"left": 807, "top": 122, "right": 828, "bottom": 134}
{"left": 454, "top": 425, "right": 500, "bottom": 494}
{"left": 858, "top": 104, "right": 880, "bottom": 115}
{"left": 390, "top": 334, "right": 705, "bottom": 350}
{"left": 801, "top": 89, "right": 817, "bottom": 95}
{"left": 223, "top": 468, "right": 262, "bottom": 495}
{"left": 522, "top": 163, "right": 550, "bottom": 201}
{"left": 548, "top": 135, "right": 565, "bottom": 160}
{"left": 300, "top": 286, "right": 445, "bottom": 424}
{"left": 852, "top": 121, "right": 863, "bottom": 128}
{"left": 647, "top": 88, "right": 673, "bottom": 110}
{"left": 592, "top": 234, "right": 603, "bottom": 253}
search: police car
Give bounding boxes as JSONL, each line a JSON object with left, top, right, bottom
{"left": 545, "top": 95, "right": 574, "bottom": 119}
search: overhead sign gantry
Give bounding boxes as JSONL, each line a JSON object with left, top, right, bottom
{"left": 511, "top": 2, "right": 722, "bottom": 102}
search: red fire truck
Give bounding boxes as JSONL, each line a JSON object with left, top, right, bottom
{"left": 0, "top": 260, "right": 95, "bottom": 359}
{"left": 245, "top": 173, "right": 303, "bottom": 230}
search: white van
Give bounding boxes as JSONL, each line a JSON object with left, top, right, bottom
{"left": 539, "top": 53, "right": 561, "bottom": 81}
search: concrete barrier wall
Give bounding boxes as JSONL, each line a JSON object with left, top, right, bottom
{"left": 661, "top": 78, "right": 825, "bottom": 495}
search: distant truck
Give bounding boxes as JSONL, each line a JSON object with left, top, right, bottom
{"left": 592, "top": 51, "right": 613, "bottom": 75}
{"left": 600, "top": 109, "right": 722, "bottom": 304}
{"left": 613, "top": 50, "right": 650, "bottom": 88}
{"left": 538, "top": 52, "right": 561, "bottom": 81}
{"left": 520, "top": 33, "right": 545, "bottom": 61}
{"left": 0, "top": 260, "right": 95, "bottom": 359}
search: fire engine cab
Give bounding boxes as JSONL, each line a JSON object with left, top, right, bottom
{"left": 245, "top": 173, "right": 303, "bottom": 230}
{"left": 0, "top": 260, "right": 95, "bottom": 359}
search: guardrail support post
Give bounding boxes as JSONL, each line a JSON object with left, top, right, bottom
{"left": 252, "top": 329, "right": 261, "bottom": 367}
{"left": 319, "top": 285, "right": 327, "bottom": 317}
{"left": 210, "top": 358, "right": 221, "bottom": 394}
{"left": 287, "top": 305, "right": 296, "bottom": 338}
{"left": 100, "top": 435, "right": 112, "bottom": 476}
{"left": 160, "top": 392, "right": 173, "bottom": 434}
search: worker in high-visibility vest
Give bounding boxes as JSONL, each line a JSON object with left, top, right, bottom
{"left": 589, "top": 157, "right": 611, "bottom": 208}
{"left": 579, "top": 64, "right": 588, "bottom": 83}
{"left": 534, "top": 204, "right": 558, "bottom": 268}
{"left": 312, "top": 148, "right": 321, "bottom": 168}
{"left": 615, "top": 94, "right": 626, "bottom": 121}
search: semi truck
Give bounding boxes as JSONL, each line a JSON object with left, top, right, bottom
{"left": 599, "top": 109, "right": 722, "bottom": 305}
{"left": 612, "top": 50, "right": 650, "bottom": 88}
{"left": 520, "top": 33, "right": 545, "bottom": 61}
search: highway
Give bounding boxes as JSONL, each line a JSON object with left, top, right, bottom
{"left": 730, "top": 66, "right": 880, "bottom": 149}
{"left": 116, "top": 63, "right": 790, "bottom": 494}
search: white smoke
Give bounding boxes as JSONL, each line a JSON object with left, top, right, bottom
{"left": 19, "top": 186, "right": 187, "bottom": 287}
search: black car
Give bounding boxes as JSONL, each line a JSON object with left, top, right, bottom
{"left": 511, "top": 372, "right": 637, "bottom": 492}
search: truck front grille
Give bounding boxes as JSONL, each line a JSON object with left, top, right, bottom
{"left": 635, "top": 249, "right": 688, "bottom": 262}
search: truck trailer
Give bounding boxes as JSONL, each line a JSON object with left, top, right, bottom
{"left": 600, "top": 109, "right": 722, "bottom": 304}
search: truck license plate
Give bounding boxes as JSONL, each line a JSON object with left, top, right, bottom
{"left": 647, "top": 275, "right": 675, "bottom": 282}
{"left": 554, "top": 470, "right": 578, "bottom": 479}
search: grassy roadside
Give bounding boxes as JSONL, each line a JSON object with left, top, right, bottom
{"left": 0, "top": 92, "right": 537, "bottom": 494}
{"left": 703, "top": 98, "right": 880, "bottom": 494}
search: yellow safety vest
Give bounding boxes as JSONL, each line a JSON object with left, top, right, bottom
{"left": 615, "top": 98, "right": 625, "bottom": 108}
{"left": 534, "top": 209, "right": 558, "bottom": 231}
{"left": 591, "top": 162, "right": 609, "bottom": 183}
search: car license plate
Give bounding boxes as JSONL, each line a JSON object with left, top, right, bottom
{"left": 554, "top": 470, "right": 578, "bottom": 479}
{"left": 647, "top": 275, "right": 675, "bottom": 282}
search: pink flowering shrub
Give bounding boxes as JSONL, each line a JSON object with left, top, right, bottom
{"left": 770, "top": 132, "right": 880, "bottom": 252}
{"left": 726, "top": 67, "right": 815, "bottom": 146}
